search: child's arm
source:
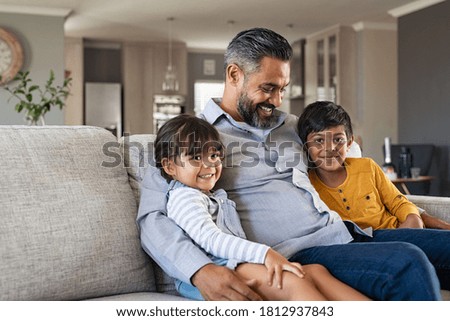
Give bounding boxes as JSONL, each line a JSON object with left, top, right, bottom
{"left": 168, "top": 187, "right": 305, "bottom": 287}
{"left": 420, "top": 212, "right": 450, "bottom": 230}
{"left": 167, "top": 188, "right": 268, "bottom": 263}
{"left": 372, "top": 159, "right": 422, "bottom": 226}
{"left": 398, "top": 213, "right": 424, "bottom": 228}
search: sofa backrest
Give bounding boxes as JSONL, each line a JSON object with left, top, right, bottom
{"left": 120, "top": 133, "right": 178, "bottom": 295}
{"left": 0, "top": 126, "right": 155, "bottom": 300}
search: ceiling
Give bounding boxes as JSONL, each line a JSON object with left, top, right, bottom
{"left": 0, "top": 0, "right": 436, "bottom": 50}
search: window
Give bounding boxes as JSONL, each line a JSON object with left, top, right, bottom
{"left": 194, "top": 81, "right": 225, "bottom": 116}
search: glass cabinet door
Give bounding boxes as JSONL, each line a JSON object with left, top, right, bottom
{"left": 317, "top": 39, "right": 325, "bottom": 100}
{"left": 328, "top": 35, "right": 337, "bottom": 103}
{"left": 315, "top": 34, "right": 337, "bottom": 103}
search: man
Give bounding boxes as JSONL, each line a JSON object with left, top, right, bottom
{"left": 138, "top": 28, "right": 448, "bottom": 300}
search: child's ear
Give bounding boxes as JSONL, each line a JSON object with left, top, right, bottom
{"left": 347, "top": 135, "right": 354, "bottom": 150}
{"left": 161, "top": 158, "right": 176, "bottom": 177}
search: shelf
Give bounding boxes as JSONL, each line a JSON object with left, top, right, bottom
{"left": 289, "top": 95, "right": 305, "bottom": 100}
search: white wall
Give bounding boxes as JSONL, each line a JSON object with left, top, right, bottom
{"left": 354, "top": 26, "right": 398, "bottom": 163}
{"left": 0, "top": 12, "right": 66, "bottom": 125}
{"left": 64, "top": 37, "right": 84, "bottom": 125}
{"left": 122, "top": 41, "right": 187, "bottom": 134}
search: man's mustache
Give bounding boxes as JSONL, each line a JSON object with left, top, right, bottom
{"left": 257, "top": 103, "right": 275, "bottom": 110}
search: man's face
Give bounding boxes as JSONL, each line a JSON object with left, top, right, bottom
{"left": 236, "top": 57, "right": 290, "bottom": 128}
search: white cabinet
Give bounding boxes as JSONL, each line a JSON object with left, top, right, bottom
{"left": 305, "top": 25, "right": 357, "bottom": 119}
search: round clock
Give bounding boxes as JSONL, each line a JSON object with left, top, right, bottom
{"left": 0, "top": 28, "right": 24, "bottom": 85}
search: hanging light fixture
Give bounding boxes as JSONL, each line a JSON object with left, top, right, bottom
{"left": 162, "top": 17, "right": 179, "bottom": 92}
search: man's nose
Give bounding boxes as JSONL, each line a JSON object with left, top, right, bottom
{"left": 268, "top": 91, "right": 283, "bottom": 107}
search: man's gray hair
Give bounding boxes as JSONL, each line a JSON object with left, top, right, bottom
{"left": 224, "top": 27, "right": 292, "bottom": 76}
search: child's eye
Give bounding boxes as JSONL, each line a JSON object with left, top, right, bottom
{"left": 193, "top": 155, "right": 202, "bottom": 161}
{"left": 335, "top": 138, "right": 347, "bottom": 145}
{"left": 210, "top": 153, "right": 223, "bottom": 160}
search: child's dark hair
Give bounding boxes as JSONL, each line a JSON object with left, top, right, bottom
{"left": 154, "top": 114, "right": 224, "bottom": 181}
{"left": 297, "top": 101, "right": 353, "bottom": 144}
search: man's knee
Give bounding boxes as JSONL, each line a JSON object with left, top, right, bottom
{"left": 389, "top": 242, "right": 431, "bottom": 270}
{"left": 380, "top": 242, "right": 441, "bottom": 300}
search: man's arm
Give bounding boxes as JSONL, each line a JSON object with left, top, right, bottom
{"left": 137, "top": 167, "right": 262, "bottom": 300}
{"left": 137, "top": 168, "right": 212, "bottom": 283}
{"left": 191, "top": 264, "right": 262, "bottom": 301}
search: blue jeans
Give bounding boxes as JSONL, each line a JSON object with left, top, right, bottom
{"left": 290, "top": 224, "right": 449, "bottom": 300}
{"left": 175, "top": 257, "right": 229, "bottom": 300}
{"left": 175, "top": 279, "right": 205, "bottom": 301}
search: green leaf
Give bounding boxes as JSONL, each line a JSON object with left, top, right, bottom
{"left": 3, "top": 69, "right": 72, "bottom": 122}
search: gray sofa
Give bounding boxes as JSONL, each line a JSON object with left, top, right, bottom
{"left": 1, "top": 126, "right": 449, "bottom": 300}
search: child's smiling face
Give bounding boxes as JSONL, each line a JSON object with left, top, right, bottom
{"left": 305, "top": 125, "right": 353, "bottom": 173}
{"left": 163, "top": 148, "right": 223, "bottom": 193}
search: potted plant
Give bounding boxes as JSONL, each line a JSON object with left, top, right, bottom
{"left": 1, "top": 70, "right": 72, "bottom": 125}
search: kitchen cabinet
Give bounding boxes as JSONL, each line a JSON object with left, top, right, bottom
{"left": 305, "top": 25, "right": 357, "bottom": 119}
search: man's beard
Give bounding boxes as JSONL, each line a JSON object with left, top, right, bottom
{"left": 237, "top": 93, "right": 278, "bottom": 128}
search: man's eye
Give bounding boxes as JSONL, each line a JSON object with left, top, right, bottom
{"left": 261, "top": 87, "right": 273, "bottom": 93}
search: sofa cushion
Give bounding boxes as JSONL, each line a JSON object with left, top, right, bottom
{"left": 121, "top": 133, "right": 178, "bottom": 295}
{"left": 120, "top": 134, "right": 156, "bottom": 204}
{"left": 0, "top": 126, "right": 155, "bottom": 300}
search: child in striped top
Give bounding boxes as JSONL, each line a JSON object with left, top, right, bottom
{"left": 154, "top": 114, "right": 370, "bottom": 301}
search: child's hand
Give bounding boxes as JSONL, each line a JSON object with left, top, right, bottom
{"left": 264, "top": 248, "right": 305, "bottom": 289}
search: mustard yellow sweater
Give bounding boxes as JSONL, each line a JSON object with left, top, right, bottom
{"left": 309, "top": 158, "right": 420, "bottom": 230}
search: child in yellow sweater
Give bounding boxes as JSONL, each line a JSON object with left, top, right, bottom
{"left": 297, "top": 100, "right": 450, "bottom": 230}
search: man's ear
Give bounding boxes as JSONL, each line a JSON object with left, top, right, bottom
{"left": 161, "top": 158, "right": 176, "bottom": 177}
{"left": 226, "top": 63, "right": 243, "bottom": 87}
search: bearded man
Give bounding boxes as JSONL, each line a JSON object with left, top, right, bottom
{"left": 138, "top": 28, "right": 447, "bottom": 301}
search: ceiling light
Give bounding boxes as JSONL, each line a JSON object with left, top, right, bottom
{"left": 162, "top": 17, "right": 179, "bottom": 92}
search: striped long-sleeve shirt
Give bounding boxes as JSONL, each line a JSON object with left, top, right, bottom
{"left": 166, "top": 181, "right": 269, "bottom": 269}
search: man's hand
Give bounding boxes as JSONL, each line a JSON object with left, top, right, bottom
{"left": 398, "top": 213, "right": 424, "bottom": 229}
{"left": 191, "top": 264, "right": 262, "bottom": 301}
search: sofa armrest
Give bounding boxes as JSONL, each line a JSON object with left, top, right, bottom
{"left": 407, "top": 195, "right": 450, "bottom": 223}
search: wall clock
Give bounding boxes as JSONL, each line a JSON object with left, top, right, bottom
{"left": 0, "top": 28, "right": 24, "bottom": 85}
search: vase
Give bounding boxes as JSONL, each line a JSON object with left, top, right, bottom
{"left": 25, "top": 113, "right": 46, "bottom": 126}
